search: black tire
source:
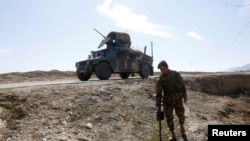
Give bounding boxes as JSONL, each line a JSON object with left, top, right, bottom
{"left": 139, "top": 64, "right": 150, "bottom": 78}
{"left": 119, "top": 72, "right": 130, "bottom": 79}
{"left": 95, "top": 62, "right": 112, "bottom": 80}
{"left": 76, "top": 69, "right": 91, "bottom": 81}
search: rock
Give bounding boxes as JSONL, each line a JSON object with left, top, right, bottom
{"left": 62, "top": 121, "right": 67, "bottom": 126}
{"left": 81, "top": 122, "right": 93, "bottom": 129}
{"left": 86, "top": 123, "right": 93, "bottom": 129}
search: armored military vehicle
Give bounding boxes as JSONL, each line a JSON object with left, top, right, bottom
{"left": 75, "top": 29, "right": 154, "bottom": 81}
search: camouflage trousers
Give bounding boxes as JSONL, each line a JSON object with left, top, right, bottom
{"left": 163, "top": 98, "right": 185, "bottom": 132}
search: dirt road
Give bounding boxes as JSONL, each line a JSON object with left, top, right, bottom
{"left": 0, "top": 71, "right": 250, "bottom": 141}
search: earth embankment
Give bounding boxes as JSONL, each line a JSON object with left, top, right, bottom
{"left": 0, "top": 71, "right": 249, "bottom": 141}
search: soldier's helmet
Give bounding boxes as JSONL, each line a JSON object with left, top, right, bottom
{"left": 158, "top": 60, "right": 168, "bottom": 69}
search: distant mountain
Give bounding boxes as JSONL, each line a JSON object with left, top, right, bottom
{"left": 225, "top": 63, "right": 250, "bottom": 72}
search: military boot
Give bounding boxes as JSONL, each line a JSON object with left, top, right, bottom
{"left": 182, "top": 134, "right": 188, "bottom": 141}
{"left": 169, "top": 131, "right": 177, "bottom": 141}
{"left": 180, "top": 124, "right": 188, "bottom": 141}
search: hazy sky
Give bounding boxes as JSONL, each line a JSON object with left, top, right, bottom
{"left": 0, "top": 0, "right": 249, "bottom": 73}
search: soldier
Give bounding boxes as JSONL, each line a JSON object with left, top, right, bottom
{"left": 155, "top": 60, "right": 188, "bottom": 141}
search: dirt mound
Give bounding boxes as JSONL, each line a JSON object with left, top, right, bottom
{"left": 0, "top": 79, "right": 159, "bottom": 141}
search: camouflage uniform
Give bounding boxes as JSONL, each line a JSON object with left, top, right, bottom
{"left": 155, "top": 70, "right": 187, "bottom": 135}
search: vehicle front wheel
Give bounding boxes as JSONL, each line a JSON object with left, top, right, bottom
{"left": 76, "top": 69, "right": 91, "bottom": 81}
{"left": 95, "top": 62, "right": 112, "bottom": 80}
{"left": 139, "top": 65, "right": 150, "bottom": 78}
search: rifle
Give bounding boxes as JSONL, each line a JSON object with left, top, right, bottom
{"left": 156, "top": 96, "right": 164, "bottom": 141}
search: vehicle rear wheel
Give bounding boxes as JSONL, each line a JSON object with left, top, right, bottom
{"left": 119, "top": 72, "right": 130, "bottom": 79}
{"left": 76, "top": 69, "right": 91, "bottom": 81}
{"left": 139, "top": 64, "right": 150, "bottom": 78}
{"left": 95, "top": 62, "right": 112, "bottom": 80}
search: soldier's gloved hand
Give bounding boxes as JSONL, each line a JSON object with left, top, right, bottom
{"left": 156, "top": 101, "right": 161, "bottom": 108}
{"left": 156, "top": 95, "right": 162, "bottom": 108}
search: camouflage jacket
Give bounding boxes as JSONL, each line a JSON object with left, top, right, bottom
{"left": 155, "top": 70, "right": 187, "bottom": 101}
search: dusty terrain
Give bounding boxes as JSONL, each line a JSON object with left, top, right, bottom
{"left": 0, "top": 70, "right": 250, "bottom": 141}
